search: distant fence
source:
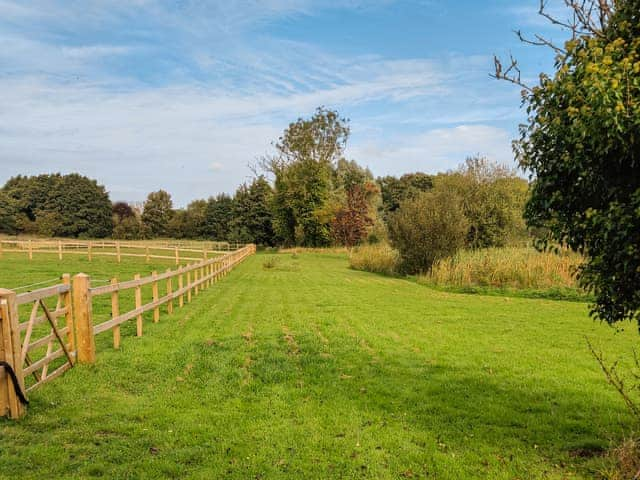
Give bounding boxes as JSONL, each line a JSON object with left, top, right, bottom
{"left": 0, "top": 239, "right": 246, "bottom": 265}
{"left": 0, "top": 244, "right": 256, "bottom": 419}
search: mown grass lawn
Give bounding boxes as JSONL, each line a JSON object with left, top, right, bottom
{"left": 0, "top": 252, "right": 637, "bottom": 479}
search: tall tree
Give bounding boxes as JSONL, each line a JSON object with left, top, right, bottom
{"left": 141, "top": 190, "right": 174, "bottom": 237}
{"left": 265, "top": 107, "right": 350, "bottom": 246}
{"left": 494, "top": 0, "right": 640, "bottom": 326}
{"left": 230, "top": 177, "right": 276, "bottom": 245}
{"left": 205, "top": 194, "right": 234, "bottom": 240}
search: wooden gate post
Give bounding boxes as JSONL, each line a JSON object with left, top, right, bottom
{"left": 72, "top": 273, "right": 95, "bottom": 364}
{"left": 0, "top": 288, "right": 26, "bottom": 419}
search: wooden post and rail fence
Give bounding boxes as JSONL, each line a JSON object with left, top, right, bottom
{"left": 0, "top": 244, "right": 256, "bottom": 419}
{"left": 0, "top": 238, "right": 245, "bottom": 265}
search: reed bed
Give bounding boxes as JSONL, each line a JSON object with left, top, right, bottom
{"left": 349, "top": 243, "right": 399, "bottom": 276}
{"left": 422, "top": 246, "right": 583, "bottom": 290}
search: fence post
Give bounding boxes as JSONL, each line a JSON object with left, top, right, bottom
{"left": 175, "top": 247, "right": 180, "bottom": 266}
{"left": 28, "top": 239, "right": 33, "bottom": 260}
{"left": 61, "top": 273, "right": 75, "bottom": 354}
{"left": 0, "top": 289, "right": 26, "bottom": 419}
{"left": 178, "top": 272, "right": 184, "bottom": 308}
{"left": 111, "top": 278, "right": 120, "bottom": 349}
{"left": 152, "top": 271, "right": 159, "bottom": 323}
{"left": 87, "top": 241, "right": 93, "bottom": 262}
{"left": 58, "top": 240, "right": 63, "bottom": 260}
{"left": 146, "top": 246, "right": 150, "bottom": 264}
{"left": 166, "top": 269, "right": 174, "bottom": 314}
{"left": 72, "top": 273, "right": 95, "bottom": 364}
{"left": 116, "top": 241, "right": 121, "bottom": 263}
{"left": 134, "top": 274, "right": 142, "bottom": 337}
{"left": 186, "top": 269, "right": 192, "bottom": 303}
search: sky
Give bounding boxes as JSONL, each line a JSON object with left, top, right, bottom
{"left": 0, "top": 0, "right": 571, "bottom": 206}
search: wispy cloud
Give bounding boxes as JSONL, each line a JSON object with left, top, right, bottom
{"left": 0, "top": 0, "right": 523, "bottom": 205}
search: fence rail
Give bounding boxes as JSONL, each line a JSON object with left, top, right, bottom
{"left": 0, "top": 239, "right": 246, "bottom": 264}
{"left": 0, "top": 244, "right": 256, "bottom": 419}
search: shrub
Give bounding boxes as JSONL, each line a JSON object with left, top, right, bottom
{"left": 422, "top": 246, "right": 582, "bottom": 290}
{"left": 388, "top": 190, "right": 468, "bottom": 274}
{"left": 262, "top": 257, "right": 279, "bottom": 269}
{"left": 349, "top": 243, "right": 399, "bottom": 276}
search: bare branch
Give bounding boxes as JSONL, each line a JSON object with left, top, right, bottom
{"left": 490, "top": 54, "right": 533, "bottom": 92}
{"left": 493, "top": 0, "right": 615, "bottom": 90}
{"left": 514, "top": 29, "right": 567, "bottom": 55}
{"left": 586, "top": 337, "right": 640, "bottom": 420}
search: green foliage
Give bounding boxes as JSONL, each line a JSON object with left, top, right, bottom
{"left": 378, "top": 172, "right": 433, "bottom": 214}
{"left": 2, "top": 173, "right": 113, "bottom": 238}
{"left": 112, "top": 202, "right": 147, "bottom": 240}
{"left": 230, "top": 177, "right": 276, "bottom": 245}
{"left": 0, "top": 190, "right": 18, "bottom": 234}
{"left": 515, "top": 2, "right": 640, "bottom": 326}
{"left": 168, "top": 200, "right": 208, "bottom": 239}
{"left": 205, "top": 194, "right": 234, "bottom": 240}
{"left": 141, "top": 190, "right": 174, "bottom": 237}
{"left": 388, "top": 190, "right": 469, "bottom": 274}
{"left": 434, "top": 156, "right": 529, "bottom": 249}
{"left": 113, "top": 216, "right": 147, "bottom": 240}
{"left": 267, "top": 107, "right": 350, "bottom": 247}
{"left": 112, "top": 202, "right": 135, "bottom": 221}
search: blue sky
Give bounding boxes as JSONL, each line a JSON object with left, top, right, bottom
{"left": 0, "top": 0, "right": 569, "bottom": 206}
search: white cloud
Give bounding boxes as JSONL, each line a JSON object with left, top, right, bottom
{"left": 0, "top": 0, "right": 523, "bottom": 206}
{"left": 349, "top": 125, "right": 515, "bottom": 176}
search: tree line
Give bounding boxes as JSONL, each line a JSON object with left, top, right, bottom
{"left": 0, "top": 108, "right": 528, "bottom": 254}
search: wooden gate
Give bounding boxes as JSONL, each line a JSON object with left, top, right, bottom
{"left": 0, "top": 276, "right": 76, "bottom": 418}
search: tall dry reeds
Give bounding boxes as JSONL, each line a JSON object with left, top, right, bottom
{"left": 422, "top": 246, "right": 582, "bottom": 290}
{"left": 349, "top": 243, "right": 399, "bottom": 276}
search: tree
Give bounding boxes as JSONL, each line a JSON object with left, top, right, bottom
{"left": 378, "top": 172, "right": 433, "bottom": 214}
{"left": 388, "top": 190, "right": 469, "bottom": 274}
{"left": 264, "top": 107, "right": 350, "bottom": 246}
{"left": 186, "top": 199, "right": 209, "bottom": 238}
{"left": 230, "top": 177, "right": 276, "bottom": 245}
{"left": 113, "top": 216, "right": 146, "bottom": 240}
{"left": 205, "top": 194, "right": 234, "bottom": 240}
{"left": 331, "top": 184, "right": 376, "bottom": 247}
{"left": 0, "top": 191, "right": 18, "bottom": 234}
{"left": 434, "top": 157, "right": 529, "bottom": 249}
{"left": 2, "top": 173, "right": 112, "bottom": 238}
{"left": 112, "top": 202, "right": 135, "bottom": 221}
{"left": 494, "top": 0, "right": 640, "bottom": 326}
{"left": 141, "top": 190, "right": 174, "bottom": 237}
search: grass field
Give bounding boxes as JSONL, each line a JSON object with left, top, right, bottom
{"left": 0, "top": 252, "right": 638, "bottom": 479}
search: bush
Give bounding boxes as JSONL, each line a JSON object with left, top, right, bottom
{"left": 422, "top": 246, "right": 582, "bottom": 290}
{"left": 262, "top": 257, "right": 279, "bottom": 269}
{"left": 388, "top": 190, "right": 468, "bottom": 274}
{"left": 349, "top": 243, "right": 399, "bottom": 276}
